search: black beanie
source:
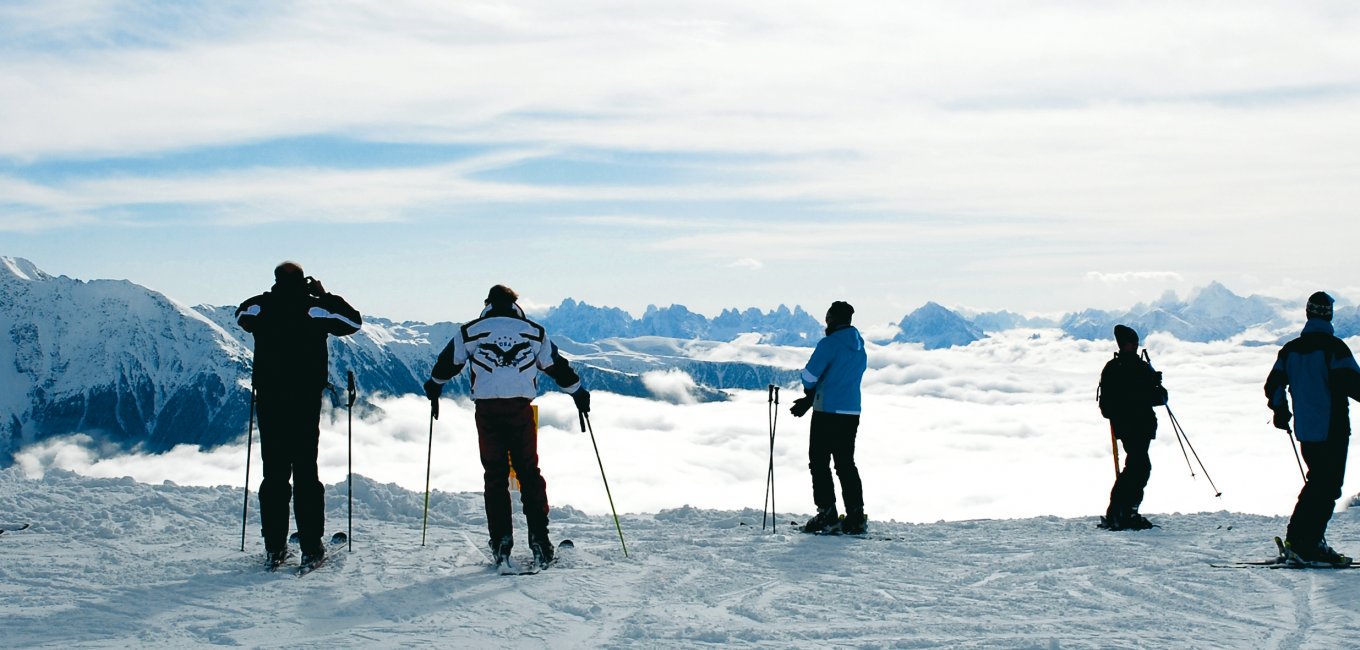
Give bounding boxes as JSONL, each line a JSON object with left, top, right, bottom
{"left": 1306, "top": 291, "right": 1334, "bottom": 321}
{"left": 1113, "top": 324, "right": 1139, "bottom": 348}
{"left": 827, "top": 301, "right": 854, "bottom": 324}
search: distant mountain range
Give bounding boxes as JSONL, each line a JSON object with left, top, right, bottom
{"left": 3, "top": 255, "right": 1355, "bottom": 462}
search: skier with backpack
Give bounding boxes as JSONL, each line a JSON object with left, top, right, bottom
{"left": 791, "top": 300, "right": 869, "bottom": 535}
{"left": 235, "top": 262, "right": 362, "bottom": 570}
{"left": 1098, "top": 325, "right": 1168, "bottom": 531}
{"left": 1265, "top": 291, "right": 1360, "bottom": 567}
{"left": 422, "top": 285, "right": 590, "bottom": 570}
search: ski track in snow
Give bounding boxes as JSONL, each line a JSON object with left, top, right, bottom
{"left": 3, "top": 468, "right": 1359, "bottom": 649}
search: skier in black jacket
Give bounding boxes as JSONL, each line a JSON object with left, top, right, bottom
{"left": 1265, "top": 291, "right": 1360, "bottom": 566}
{"left": 1098, "top": 324, "right": 1167, "bottom": 531}
{"left": 236, "top": 262, "right": 361, "bottom": 569}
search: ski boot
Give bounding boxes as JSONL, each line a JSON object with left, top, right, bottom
{"left": 490, "top": 534, "right": 513, "bottom": 566}
{"left": 264, "top": 548, "right": 290, "bottom": 572}
{"left": 299, "top": 540, "right": 326, "bottom": 569}
{"left": 840, "top": 509, "right": 868, "bottom": 535}
{"left": 529, "top": 531, "right": 555, "bottom": 569}
{"left": 803, "top": 506, "right": 840, "bottom": 533}
{"left": 1283, "top": 538, "right": 1353, "bottom": 567}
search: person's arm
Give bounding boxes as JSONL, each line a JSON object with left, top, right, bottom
{"left": 424, "top": 337, "right": 466, "bottom": 401}
{"left": 1329, "top": 342, "right": 1360, "bottom": 402}
{"left": 234, "top": 295, "right": 265, "bottom": 333}
{"left": 539, "top": 340, "right": 589, "bottom": 412}
{"left": 309, "top": 292, "right": 362, "bottom": 336}
{"left": 1264, "top": 348, "right": 1291, "bottom": 429}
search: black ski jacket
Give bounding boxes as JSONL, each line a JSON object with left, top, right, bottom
{"left": 235, "top": 284, "right": 361, "bottom": 391}
{"left": 1098, "top": 352, "right": 1167, "bottom": 437}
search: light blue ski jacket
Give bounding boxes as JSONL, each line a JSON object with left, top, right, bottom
{"left": 801, "top": 325, "right": 868, "bottom": 415}
{"left": 1265, "top": 319, "right": 1360, "bottom": 442}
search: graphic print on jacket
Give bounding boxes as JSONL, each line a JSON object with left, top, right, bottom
{"left": 431, "top": 305, "right": 581, "bottom": 400}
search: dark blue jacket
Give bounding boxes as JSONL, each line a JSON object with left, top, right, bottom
{"left": 1265, "top": 320, "right": 1360, "bottom": 442}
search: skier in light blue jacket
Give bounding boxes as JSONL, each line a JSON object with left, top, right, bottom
{"left": 790, "top": 301, "right": 869, "bottom": 534}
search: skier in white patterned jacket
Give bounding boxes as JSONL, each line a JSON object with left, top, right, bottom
{"left": 423, "top": 284, "right": 589, "bottom": 569}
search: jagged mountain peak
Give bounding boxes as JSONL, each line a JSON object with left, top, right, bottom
{"left": 1, "top": 256, "right": 52, "bottom": 282}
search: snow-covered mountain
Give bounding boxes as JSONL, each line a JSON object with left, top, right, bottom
{"left": 539, "top": 299, "right": 822, "bottom": 347}
{"left": 893, "top": 302, "right": 985, "bottom": 349}
{"left": 1, "top": 258, "right": 801, "bottom": 462}
{"left": 0, "top": 257, "right": 251, "bottom": 463}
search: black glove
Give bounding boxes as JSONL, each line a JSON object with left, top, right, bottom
{"left": 572, "top": 388, "right": 591, "bottom": 413}
{"left": 306, "top": 276, "right": 326, "bottom": 296}
{"left": 423, "top": 379, "right": 443, "bottom": 401}
{"left": 790, "top": 396, "right": 813, "bottom": 418}
{"left": 1273, "top": 408, "right": 1292, "bottom": 431}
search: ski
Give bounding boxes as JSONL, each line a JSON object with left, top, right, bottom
{"left": 0, "top": 523, "right": 31, "bottom": 535}
{"left": 791, "top": 522, "right": 893, "bottom": 541}
{"left": 1213, "top": 537, "right": 1357, "bottom": 570}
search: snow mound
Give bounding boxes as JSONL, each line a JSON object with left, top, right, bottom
{"left": 3, "top": 468, "right": 1360, "bottom": 647}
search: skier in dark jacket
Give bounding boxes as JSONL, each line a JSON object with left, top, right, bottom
{"left": 236, "top": 262, "right": 361, "bottom": 570}
{"left": 791, "top": 301, "right": 869, "bottom": 534}
{"left": 1265, "top": 291, "right": 1360, "bottom": 566}
{"left": 1098, "top": 324, "right": 1168, "bottom": 531}
{"left": 423, "top": 285, "right": 589, "bottom": 570}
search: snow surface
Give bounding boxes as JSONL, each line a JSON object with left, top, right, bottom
{"left": 3, "top": 467, "right": 1359, "bottom": 648}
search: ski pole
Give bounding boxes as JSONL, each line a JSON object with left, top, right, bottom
{"left": 1168, "top": 413, "right": 1197, "bottom": 478}
{"left": 240, "top": 388, "right": 256, "bottom": 552}
{"left": 762, "top": 385, "right": 779, "bottom": 532}
{"left": 1109, "top": 425, "right": 1120, "bottom": 479}
{"left": 346, "top": 371, "right": 356, "bottom": 552}
{"left": 1285, "top": 426, "right": 1307, "bottom": 484}
{"left": 421, "top": 396, "right": 438, "bottom": 546}
{"left": 1164, "top": 406, "right": 1221, "bottom": 497}
{"left": 581, "top": 411, "right": 628, "bottom": 557}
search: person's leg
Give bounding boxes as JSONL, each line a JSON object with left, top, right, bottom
{"left": 475, "top": 401, "right": 515, "bottom": 548}
{"left": 289, "top": 390, "right": 325, "bottom": 554}
{"left": 828, "top": 414, "right": 863, "bottom": 514}
{"left": 255, "top": 391, "right": 293, "bottom": 553}
{"left": 1287, "top": 434, "right": 1349, "bottom": 549}
{"left": 1119, "top": 434, "right": 1152, "bottom": 514}
{"left": 807, "top": 412, "right": 837, "bottom": 512}
{"left": 502, "top": 402, "right": 549, "bottom": 539}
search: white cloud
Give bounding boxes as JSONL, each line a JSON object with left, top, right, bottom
{"left": 17, "top": 331, "right": 1349, "bottom": 524}
{"left": 640, "top": 369, "right": 700, "bottom": 405}
{"left": 728, "top": 258, "right": 763, "bottom": 270}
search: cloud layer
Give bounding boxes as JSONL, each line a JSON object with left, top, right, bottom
{"left": 17, "top": 331, "right": 1355, "bottom": 524}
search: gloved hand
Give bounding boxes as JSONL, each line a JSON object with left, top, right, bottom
{"left": 423, "top": 378, "right": 443, "bottom": 402}
{"left": 306, "top": 277, "right": 326, "bottom": 296}
{"left": 1273, "top": 408, "right": 1292, "bottom": 431}
{"left": 572, "top": 388, "right": 591, "bottom": 413}
{"left": 790, "top": 396, "right": 813, "bottom": 417}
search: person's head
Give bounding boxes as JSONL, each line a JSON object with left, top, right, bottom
{"left": 826, "top": 301, "right": 854, "bottom": 328}
{"left": 273, "top": 261, "right": 306, "bottom": 293}
{"left": 1306, "top": 291, "right": 1334, "bottom": 321}
{"left": 485, "top": 284, "right": 519, "bottom": 309}
{"left": 1113, "top": 324, "right": 1139, "bottom": 353}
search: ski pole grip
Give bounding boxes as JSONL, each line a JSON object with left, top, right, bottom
{"left": 768, "top": 384, "right": 775, "bottom": 403}
{"left": 579, "top": 410, "right": 587, "bottom": 433}
{"left": 347, "top": 370, "right": 356, "bottom": 407}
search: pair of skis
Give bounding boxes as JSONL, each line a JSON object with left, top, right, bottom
{"left": 497, "top": 539, "right": 574, "bottom": 576}
{"left": 1214, "top": 537, "right": 1358, "bottom": 570}
{"left": 0, "top": 523, "right": 30, "bottom": 536}
{"left": 268, "top": 531, "right": 348, "bottom": 576}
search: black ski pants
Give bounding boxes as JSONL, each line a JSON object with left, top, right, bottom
{"left": 475, "top": 398, "right": 549, "bottom": 547}
{"left": 1108, "top": 424, "right": 1152, "bottom": 517}
{"left": 808, "top": 411, "right": 863, "bottom": 514}
{"left": 1287, "top": 432, "right": 1350, "bottom": 548}
{"left": 256, "top": 388, "right": 324, "bottom": 553}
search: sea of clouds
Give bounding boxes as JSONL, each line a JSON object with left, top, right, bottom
{"left": 15, "top": 330, "right": 1359, "bottom": 524}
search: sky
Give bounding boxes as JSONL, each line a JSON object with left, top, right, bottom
{"left": 17, "top": 329, "right": 1353, "bottom": 523}
{"left": 3, "top": 1, "right": 1360, "bottom": 326}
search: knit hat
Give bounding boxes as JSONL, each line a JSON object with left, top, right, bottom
{"left": 1306, "top": 291, "right": 1334, "bottom": 321}
{"left": 827, "top": 301, "right": 854, "bottom": 325}
{"left": 1113, "top": 324, "right": 1139, "bottom": 348}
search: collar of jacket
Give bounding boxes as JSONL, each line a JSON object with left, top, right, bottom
{"left": 481, "top": 303, "right": 526, "bottom": 318}
{"left": 1302, "top": 319, "right": 1335, "bottom": 336}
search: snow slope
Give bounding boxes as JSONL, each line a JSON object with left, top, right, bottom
{"left": 3, "top": 467, "right": 1358, "bottom": 648}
